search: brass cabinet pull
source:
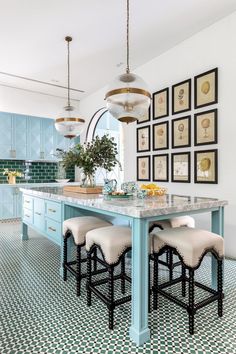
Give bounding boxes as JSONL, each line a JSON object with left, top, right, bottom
{"left": 48, "top": 208, "right": 56, "bottom": 213}
{"left": 48, "top": 226, "right": 56, "bottom": 232}
{"left": 35, "top": 212, "right": 41, "bottom": 216}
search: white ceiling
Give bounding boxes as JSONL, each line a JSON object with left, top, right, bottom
{"left": 0, "top": 0, "right": 235, "bottom": 101}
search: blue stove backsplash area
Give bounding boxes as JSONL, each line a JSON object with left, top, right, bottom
{"left": 0, "top": 160, "right": 74, "bottom": 184}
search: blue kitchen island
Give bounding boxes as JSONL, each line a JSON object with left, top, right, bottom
{"left": 20, "top": 186, "right": 227, "bottom": 346}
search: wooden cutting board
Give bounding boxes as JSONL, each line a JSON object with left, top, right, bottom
{"left": 63, "top": 185, "right": 103, "bottom": 194}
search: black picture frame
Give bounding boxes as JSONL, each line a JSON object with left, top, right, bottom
{"left": 171, "top": 152, "right": 191, "bottom": 183}
{"left": 152, "top": 87, "right": 169, "bottom": 120}
{"left": 194, "top": 109, "right": 218, "bottom": 146}
{"left": 194, "top": 68, "right": 218, "bottom": 109}
{"left": 172, "top": 115, "right": 191, "bottom": 149}
{"left": 153, "top": 154, "right": 169, "bottom": 182}
{"left": 194, "top": 149, "right": 218, "bottom": 184}
{"left": 137, "top": 155, "right": 151, "bottom": 181}
{"left": 172, "top": 79, "right": 191, "bottom": 115}
{"left": 136, "top": 106, "right": 151, "bottom": 125}
{"left": 153, "top": 121, "right": 169, "bottom": 151}
{"left": 136, "top": 125, "right": 150, "bottom": 153}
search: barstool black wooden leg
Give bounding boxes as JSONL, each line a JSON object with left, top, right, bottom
{"left": 93, "top": 247, "right": 97, "bottom": 272}
{"left": 76, "top": 245, "right": 81, "bottom": 296}
{"left": 217, "top": 259, "right": 223, "bottom": 317}
{"left": 169, "top": 250, "right": 173, "bottom": 281}
{"left": 87, "top": 251, "right": 92, "bottom": 306}
{"left": 153, "top": 254, "right": 158, "bottom": 310}
{"left": 182, "top": 264, "right": 186, "bottom": 297}
{"left": 108, "top": 266, "right": 114, "bottom": 330}
{"left": 63, "top": 235, "right": 68, "bottom": 281}
{"left": 188, "top": 269, "right": 195, "bottom": 335}
{"left": 121, "top": 255, "right": 125, "bottom": 294}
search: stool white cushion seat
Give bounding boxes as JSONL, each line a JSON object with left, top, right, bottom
{"left": 86, "top": 226, "right": 131, "bottom": 265}
{"left": 152, "top": 227, "right": 224, "bottom": 268}
{"left": 63, "top": 216, "right": 112, "bottom": 246}
{"left": 150, "top": 215, "right": 195, "bottom": 231}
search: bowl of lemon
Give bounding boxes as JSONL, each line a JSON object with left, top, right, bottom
{"left": 140, "top": 183, "right": 167, "bottom": 197}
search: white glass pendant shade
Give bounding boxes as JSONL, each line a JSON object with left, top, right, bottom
{"left": 55, "top": 36, "right": 85, "bottom": 138}
{"left": 105, "top": 72, "right": 151, "bottom": 123}
{"left": 55, "top": 106, "right": 85, "bottom": 139}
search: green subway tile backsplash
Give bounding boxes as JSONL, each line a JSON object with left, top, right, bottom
{"left": 0, "top": 160, "right": 75, "bottom": 184}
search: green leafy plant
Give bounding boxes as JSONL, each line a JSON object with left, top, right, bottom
{"left": 56, "top": 135, "right": 121, "bottom": 187}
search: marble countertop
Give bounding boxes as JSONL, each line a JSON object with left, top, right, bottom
{"left": 20, "top": 186, "right": 228, "bottom": 219}
{"left": 0, "top": 182, "right": 80, "bottom": 188}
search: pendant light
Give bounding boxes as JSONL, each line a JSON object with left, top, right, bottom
{"left": 55, "top": 36, "right": 85, "bottom": 138}
{"left": 105, "top": 0, "right": 151, "bottom": 124}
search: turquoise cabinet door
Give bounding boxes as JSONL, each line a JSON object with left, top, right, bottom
{"left": 12, "top": 114, "right": 27, "bottom": 159}
{"left": 41, "top": 119, "right": 55, "bottom": 160}
{"left": 0, "top": 112, "right": 12, "bottom": 159}
{"left": 0, "top": 187, "right": 15, "bottom": 219}
{"left": 27, "top": 117, "right": 41, "bottom": 160}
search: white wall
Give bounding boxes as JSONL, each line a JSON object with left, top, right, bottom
{"left": 0, "top": 84, "right": 79, "bottom": 119}
{"left": 79, "top": 11, "right": 236, "bottom": 258}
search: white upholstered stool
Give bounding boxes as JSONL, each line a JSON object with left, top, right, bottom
{"left": 149, "top": 216, "right": 195, "bottom": 281}
{"left": 151, "top": 227, "right": 224, "bottom": 334}
{"left": 86, "top": 226, "right": 132, "bottom": 329}
{"left": 63, "top": 216, "right": 112, "bottom": 296}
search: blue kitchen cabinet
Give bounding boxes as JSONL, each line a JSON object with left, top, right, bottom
{"left": 0, "top": 112, "right": 27, "bottom": 160}
{"left": 12, "top": 114, "right": 27, "bottom": 159}
{"left": 27, "top": 116, "right": 41, "bottom": 160}
{"left": 0, "top": 111, "right": 72, "bottom": 161}
{"left": 41, "top": 118, "right": 55, "bottom": 160}
{"left": 0, "top": 186, "right": 22, "bottom": 220}
{"left": 0, "top": 112, "right": 13, "bottom": 159}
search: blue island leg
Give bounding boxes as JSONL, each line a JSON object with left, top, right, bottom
{"left": 21, "top": 222, "right": 28, "bottom": 241}
{"left": 129, "top": 218, "right": 150, "bottom": 346}
{"left": 211, "top": 207, "right": 224, "bottom": 289}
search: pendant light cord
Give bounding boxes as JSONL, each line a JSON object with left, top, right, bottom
{"left": 67, "top": 39, "right": 71, "bottom": 107}
{"left": 126, "top": 0, "right": 130, "bottom": 74}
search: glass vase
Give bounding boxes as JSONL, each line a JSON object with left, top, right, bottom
{"left": 81, "top": 173, "right": 95, "bottom": 188}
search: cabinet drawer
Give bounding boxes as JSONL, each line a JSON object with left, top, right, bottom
{"left": 45, "top": 201, "right": 61, "bottom": 222}
{"left": 23, "top": 195, "right": 33, "bottom": 210}
{"left": 46, "top": 219, "right": 61, "bottom": 244}
{"left": 23, "top": 208, "right": 33, "bottom": 224}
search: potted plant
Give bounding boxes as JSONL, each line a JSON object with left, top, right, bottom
{"left": 57, "top": 135, "right": 121, "bottom": 188}
{"left": 3, "top": 169, "right": 23, "bottom": 184}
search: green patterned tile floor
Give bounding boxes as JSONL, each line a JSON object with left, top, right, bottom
{"left": 0, "top": 222, "right": 236, "bottom": 354}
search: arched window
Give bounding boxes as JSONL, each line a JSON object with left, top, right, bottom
{"left": 86, "top": 109, "right": 124, "bottom": 186}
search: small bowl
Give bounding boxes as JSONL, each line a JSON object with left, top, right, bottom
{"left": 55, "top": 179, "right": 70, "bottom": 183}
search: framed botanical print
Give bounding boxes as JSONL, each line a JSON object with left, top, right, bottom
{"left": 137, "top": 125, "right": 150, "bottom": 152}
{"left": 152, "top": 88, "right": 169, "bottom": 119}
{"left": 153, "top": 121, "right": 169, "bottom": 151}
{"left": 137, "top": 107, "right": 151, "bottom": 125}
{"left": 171, "top": 152, "right": 191, "bottom": 183}
{"left": 172, "top": 79, "right": 191, "bottom": 115}
{"left": 194, "top": 109, "right": 218, "bottom": 146}
{"left": 194, "top": 68, "right": 218, "bottom": 109}
{"left": 137, "top": 155, "right": 150, "bottom": 181}
{"left": 194, "top": 149, "right": 218, "bottom": 184}
{"left": 153, "top": 154, "right": 169, "bottom": 182}
{"left": 172, "top": 116, "right": 191, "bottom": 148}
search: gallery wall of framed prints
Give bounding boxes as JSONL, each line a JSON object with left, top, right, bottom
{"left": 136, "top": 67, "right": 219, "bottom": 184}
